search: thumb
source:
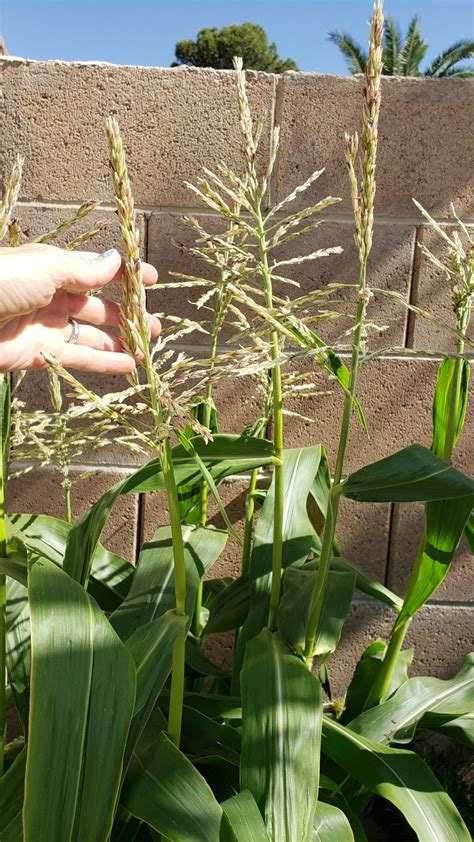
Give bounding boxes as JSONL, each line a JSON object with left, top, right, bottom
{"left": 0, "top": 245, "right": 123, "bottom": 322}
{"left": 57, "top": 248, "right": 123, "bottom": 293}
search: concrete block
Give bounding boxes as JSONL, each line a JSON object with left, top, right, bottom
{"left": 269, "top": 221, "right": 414, "bottom": 349}
{"left": 319, "top": 600, "right": 474, "bottom": 697}
{"left": 204, "top": 601, "right": 474, "bottom": 697}
{"left": 12, "top": 369, "right": 145, "bottom": 466}
{"left": 7, "top": 465, "right": 138, "bottom": 560}
{"left": 147, "top": 215, "right": 414, "bottom": 349}
{"left": 0, "top": 60, "right": 275, "bottom": 207}
{"left": 388, "top": 502, "right": 473, "bottom": 603}
{"left": 12, "top": 204, "right": 146, "bottom": 304}
{"left": 276, "top": 358, "right": 473, "bottom": 475}
{"left": 275, "top": 74, "right": 474, "bottom": 218}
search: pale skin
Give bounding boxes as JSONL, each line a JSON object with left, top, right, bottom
{"left": 0, "top": 244, "right": 160, "bottom": 373}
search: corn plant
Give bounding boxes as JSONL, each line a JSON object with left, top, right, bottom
{"left": 0, "top": 2, "right": 473, "bottom": 840}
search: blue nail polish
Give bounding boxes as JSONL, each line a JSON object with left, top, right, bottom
{"left": 99, "top": 248, "right": 120, "bottom": 260}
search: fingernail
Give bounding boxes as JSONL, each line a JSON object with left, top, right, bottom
{"left": 98, "top": 248, "right": 120, "bottom": 260}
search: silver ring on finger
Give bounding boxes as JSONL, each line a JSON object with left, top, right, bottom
{"left": 67, "top": 318, "right": 80, "bottom": 344}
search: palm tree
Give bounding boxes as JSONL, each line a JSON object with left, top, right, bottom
{"left": 329, "top": 15, "right": 474, "bottom": 78}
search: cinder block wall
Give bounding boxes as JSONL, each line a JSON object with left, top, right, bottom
{"left": 1, "top": 58, "right": 473, "bottom": 690}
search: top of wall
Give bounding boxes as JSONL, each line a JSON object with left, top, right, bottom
{"left": 1, "top": 56, "right": 473, "bottom": 219}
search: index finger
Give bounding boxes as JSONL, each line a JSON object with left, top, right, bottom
{"left": 66, "top": 249, "right": 158, "bottom": 287}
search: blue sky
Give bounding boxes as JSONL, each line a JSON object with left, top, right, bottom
{"left": 1, "top": 0, "right": 473, "bottom": 74}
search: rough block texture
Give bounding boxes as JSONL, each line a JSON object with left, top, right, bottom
{"left": 7, "top": 466, "right": 138, "bottom": 560}
{"left": 276, "top": 74, "right": 474, "bottom": 218}
{"left": 1, "top": 58, "right": 473, "bottom": 677}
{"left": 277, "top": 358, "right": 473, "bottom": 474}
{"left": 147, "top": 215, "right": 414, "bottom": 348}
{"left": 326, "top": 601, "right": 474, "bottom": 696}
{"left": 388, "top": 503, "right": 473, "bottom": 603}
{"left": 0, "top": 60, "right": 275, "bottom": 206}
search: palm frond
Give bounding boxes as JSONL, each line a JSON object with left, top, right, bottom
{"left": 424, "top": 39, "right": 474, "bottom": 76}
{"left": 434, "top": 63, "right": 474, "bottom": 78}
{"left": 398, "top": 17, "right": 428, "bottom": 76}
{"left": 328, "top": 30, "right": 367, "bottom": 74}
{"left": 383, "top": 16, "right": 402, "bottom": 74}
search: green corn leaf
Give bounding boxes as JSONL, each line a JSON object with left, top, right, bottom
{"left": 342, "top": 444, "right": 474, "bottom": 503}
{"left": 349, "top": 654, "right": 474, "bottom": 744}
{"left": 419, "top": 711, "right": 474, "bottom": 748}
{"left": 121, "top": 730, "right": 225, "bottom": 841}
{"left": 159, "top": 691, "right": 242, "bottom": 721}
{"left": 123, "top": 609, "right": 189, "bottom": 767}
{"left": 278, "top": 567, "right": 355, "bottom": 659}
{"left": 111, "top": 524, "right": 226, "bottom": 640}
{"left": 221, "top": 790, "right": 270, "bottom": 841}
{"left": 431, "top": 358, "right": 470, "bottom": 456}
{"left": 205, "top": 574, "right": 250, "bottom": 635}
{"left": 193, "top": 755, "right": 240, "bottom": 804}
{"left": 177, "top": 399, "right": 219, "bottom": 524}
{"left": 322, "top": 717, "right": 471, "bottom": 841}
{"left": 241, "top": 629, "right": 322, "bottom": 841}
{"left": 185, "top": 639, "right": 229, "bottom": 678}
{"left": 235, "top": 446, "right": 322, "bottom": 684}
{"left": 5, "top": 570, "right": 27, "bottom": 633}
{"left": 312, "top": 802, "right": 354, "bottom": 841}
{"left": 24, "top": 555, "right": 136, "bottom": 842}
{"left": 327, "top": 557, "right": 403, "bottom": 611}
{"left": 179, "top": 705, "right": 241, "bottom": 765}
{"left": 5, "top": 595, "right": 30, "bottom": 734}
{"left": 305, "top": 550, "right": 403, "bottom": 611}
{"left": 341, "top": 641, "right": 413, "bottom": 724}
{"left": 1, "top": 372, "right": 11, "bottom": 482}
{"left": 395, "top": 495, "right": 474, "bottom": 628}
{"left": 8, "top": 512, "right": 134, "bottom": 610}
{"left": 0, "top": 748, "right": 25, "bottom": 842}
{"left": 64, "top": 434, "right": 275, "bottom": 584}
{"left": 174, "top": 428, "right": 241, "bottom": 544}
{"left": 464, "top": 511, "right": 474, "bottom": 551}
{"left": 387, "top": 355, "right": 472, "bottom": 621}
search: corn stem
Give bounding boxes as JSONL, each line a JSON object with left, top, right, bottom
{"left": 252, "top": 201, "right": 285, "bottom": 630}
{"left": 304, "top": 1, "right": 384, "bottom": 665}
{"left": 367, "top": 297, "right": 471, "bottom": 707}
{"left": 0, "top": 372, "right": 10, "bottom": 775}
{"left": 106, "top": 116, "right": 189, "bottom": 745}
{"left": 304, "top": 263, "right": 368, "bottom": 662}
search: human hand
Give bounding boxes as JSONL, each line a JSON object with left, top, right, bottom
{"left": 0, "top": 244, "right": 160, "bottom": 373}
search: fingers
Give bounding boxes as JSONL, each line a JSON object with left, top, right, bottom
{"left": 0, "top": 244, "right": 158, "bottom": 322}
{"left": 66, "top": 293, "right": 161, "bottom": 337}
{"left": 63, "top": 322, "right": 124, "bottom": 353}
{"left": 58, "top": 344, "right": 136, "bottom": 374}
{"left": 64, "top": 249, "right": 158, "bottom": 289}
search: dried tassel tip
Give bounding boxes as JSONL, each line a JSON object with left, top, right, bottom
{"left": 232, "top": 56, "right": 257, "bottom": 166}
{"left": 358, "top": 1, "right": 384, "bottom": 260}
{"left": 66, "top": 220, "right": 108, "bottom": 251}
{"left": 7, "top": 218, "right": 21, "bottom": 247}
{"left": 0, "top": 154, "right": 23, "bottom": 242}
{"left": 36, "top": 200, "right": 99, "bottom": 244}
{"left": 105, "top": 116, "right": 150, "bottom": 359}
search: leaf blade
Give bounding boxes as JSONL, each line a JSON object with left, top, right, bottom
{"left": 241, "top": 629, "right": 322, "bottom": 841}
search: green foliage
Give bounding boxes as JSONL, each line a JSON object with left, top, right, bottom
{"left": 241, "top": 629, "right": 322, "bottom": 841}
{"left": 172, "top": 22, "right": 297, "bottom": 72}
{"left": 329, "top": 15, "right": 473, "bottom": 77}
{"left": 322, "top": 718, "right": 471, "bottom": 841}
{"left": 24, "top": 556, "right": 136, "bottom": 842}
